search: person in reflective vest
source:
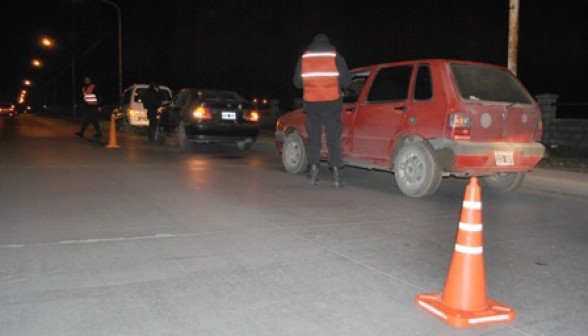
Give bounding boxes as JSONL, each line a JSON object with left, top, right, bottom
{"left": 75, "top": 76, "right": 103, "bottom": 139}
{"left": 293, "top": 34, "right": 351, "bottom": 187}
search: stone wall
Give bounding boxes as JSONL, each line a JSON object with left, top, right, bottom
{"left": 536, "top": 94, "right": 588, "bottom": 149}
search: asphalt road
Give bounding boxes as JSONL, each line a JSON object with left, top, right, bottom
{"left": 1, "top": 114, "right": 587, "bottom": 336}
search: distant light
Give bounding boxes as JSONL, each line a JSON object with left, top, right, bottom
{"left": 32, "top": 59, "right": 42, "bottom": 67}
{"left": 24, "top": 80, "right": 31, "bottom": 86}
{"left": 41, "top": 37, "right": 53, "bottom": 47}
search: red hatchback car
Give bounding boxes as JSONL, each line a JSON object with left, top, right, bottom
{"left": 275, "top": 59, "right": 545, "bottom": 197}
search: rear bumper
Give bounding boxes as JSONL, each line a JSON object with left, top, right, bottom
{"left": 186, "top": 123, "right": 260, "bottom": 143}
{"left": 114, "top": 111, "right": 149, "bottom": 127}
{"left": 431, "top": 139, "right": 545, "bottom": 174}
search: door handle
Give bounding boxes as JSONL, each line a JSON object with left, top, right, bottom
{"left": 394, "top": 106, "right": 408, "bottom": 112}
{"left": 344, "top": 107, "right": 355, "bottom": 113}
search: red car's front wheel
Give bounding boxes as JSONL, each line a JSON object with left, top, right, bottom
{"left": 282, "top": 133, "right": 308, "bottom": 174}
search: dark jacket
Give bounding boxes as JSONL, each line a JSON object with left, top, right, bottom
{"left": 293, "top": 34, "right": 351, "bottom": 102}
{"left": 143, "top": 86, "right": 162, "bottom": 113}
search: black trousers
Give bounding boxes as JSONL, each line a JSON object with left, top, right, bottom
{"left": 304, "top": 100, "right": 343, "bottom": 168}
{"left": 79, "top": 105, "right": 102, "bottom": 136}
{"left": 147, "top": 110, "right": 158, "bottom": 141}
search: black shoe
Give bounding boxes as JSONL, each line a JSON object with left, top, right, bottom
{"left": 307, "top": 164, "right": 320, "bottom": 185}
{"left": 75, "top": 132, "right": 84, "bottom": 138}
{"left": 331, "top": 166, "right": 345, "bottom": 188}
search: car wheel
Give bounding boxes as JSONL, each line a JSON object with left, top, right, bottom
{"left": 237, "top": 139, "right": 254, "bottom": 151}
{"left": 481, "top": 172, "right": 525, "bottom": 192}
{"left": 394, "top": 142, "right": 442, "bottom": 197}
{"left": 282, "top": 132, "right": 307, "bottom": 174}
{"left": 178, "top": 121, "right": 192, "bottom": 150}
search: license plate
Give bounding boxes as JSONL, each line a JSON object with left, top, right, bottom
{"left": 494, "top": 151, "right": 514, "bottom": 166}
{"left": 222, "top": 111, "right": 236, "bottom": 120}
{"left": 138, "top": 116, "right": 148, "bottom": 122}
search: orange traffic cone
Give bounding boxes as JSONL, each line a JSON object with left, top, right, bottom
{"left": 415, "top": 177, "right": 515, "bottom": 327}
{"left": 106, "top": 113, "right": 120, "bottom": 149}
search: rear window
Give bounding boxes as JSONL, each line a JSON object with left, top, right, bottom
{"left": 134, "top": 88, "right": 173, "bottom": 104}
{"left": 198, "top": 90, "right": 245, "bottom": 102}
{"left": 450, "top": 64, "right": 532, "bottom": 104}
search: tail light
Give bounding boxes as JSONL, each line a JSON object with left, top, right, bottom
{"left": 245, "top": 110, "right": 259, "bottom": 122}
{"left": 534, "top": 116, "right": 543, "bottom": 141}
{"left": 193, "top": 106, "right": 212, "bottom": 120}
{"left": 447, "top": 113, "right": 471, "bottom": 140}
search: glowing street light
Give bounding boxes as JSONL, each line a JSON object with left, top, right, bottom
{"left": 32, "top": 59, "right": 42, "bottom": 67}
{"left": 24, "top": 80, "right": 32, "bottom": 86}
{"left": 41, "top": 37, "right": 53, "bottom": 47}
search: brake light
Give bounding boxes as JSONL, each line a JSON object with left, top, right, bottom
{"left": 193, "top": 106, "right": 212, "bottom": 120}
{"left": 245, "top": 110, "right": 259, "bottom": 122}
{"left": 447, "top": 113, "right": 471, "bottom": 140}
{"left": 534, "top": 116, "right": 543, "bottom": 141}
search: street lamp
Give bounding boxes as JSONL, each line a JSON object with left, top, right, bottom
{"left": 32, "top": 59, "right": 42, "bottom": 67}
{"left": 41, "top": 36, "right": 77, "bottom": 118}
{"left": 24, "top": 80, "right": 32, "bottom": 86}
{"left": 98, "top": 0, "right": 122, "bottom": 96}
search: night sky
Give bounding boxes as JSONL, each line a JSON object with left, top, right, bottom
{"left": 2, "top": 0, "right": 587, "bottom": 109}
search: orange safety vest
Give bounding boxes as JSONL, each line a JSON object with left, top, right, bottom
{"left": 301, "top": 51, "right": 340, "bottom": 102}
{"left": 83, "top": 84, "right": 98, "bottom": 105}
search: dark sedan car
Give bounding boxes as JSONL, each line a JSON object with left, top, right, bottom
{"left": 158, "top": 89, "right": 260, "bottom": 150}
{"left": 0, "top": 102, "right": 16, "bottom": 118}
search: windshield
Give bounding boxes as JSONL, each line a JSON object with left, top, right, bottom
{"left": 450, "top": 63, "right": 532, "bottom": 104}
{"left": 343, "top": 71, "right": 370, "bottom": 103}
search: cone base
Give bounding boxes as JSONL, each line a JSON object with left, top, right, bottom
{"left": 416, "top": 293, "right": 515, "bottom": 328}
{"left": 106, "top": 144, "right": 120, "bottom": 149}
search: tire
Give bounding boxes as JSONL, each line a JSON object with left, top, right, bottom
{"left": 394, "top": 142, "right": 442, "bottom": 197}
{"left": 237, "top": 139, "right": 254, "bottom": 151}
{"left": 282, "top": 133, "right": 308, "bottom": 174}
{"left": 178, "top": 120, "right": 192, "bottom": 150}
{"left": 481, "top": 172, "right": 525, "bottom": 192}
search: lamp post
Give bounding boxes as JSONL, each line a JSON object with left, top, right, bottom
{"left": 41, "top": 37, "right": 77, "bottom": 118}
{"left": 98, "top": 0, "right": 122, "bottom": 96}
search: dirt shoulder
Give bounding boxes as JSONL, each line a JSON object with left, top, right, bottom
{"left": 537, "top": 146, "right": 588, "bottom": 173}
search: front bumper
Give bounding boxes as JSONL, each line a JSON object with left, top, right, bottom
{"left": 431, "top": 139, "right": 545, "bottom": 175}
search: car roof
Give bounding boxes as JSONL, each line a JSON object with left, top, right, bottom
{"left": 123, "top": 84, "right": 172, "bottom": 91}
{"left": 351, "top": 59, "right": 508, "bottom": 73}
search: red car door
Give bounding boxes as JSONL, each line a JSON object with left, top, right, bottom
{"left": 348, "top": 65, "right": 414, "bottom": 167}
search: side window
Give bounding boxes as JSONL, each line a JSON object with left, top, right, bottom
{"left": 414, "top": 65, "right": 433, "bottom": 101}
{"left": 367, "top": 66, "right": 413, "bottom": 102}
{"left": 135, "top": 89, "right": 146, "bottom": 103}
